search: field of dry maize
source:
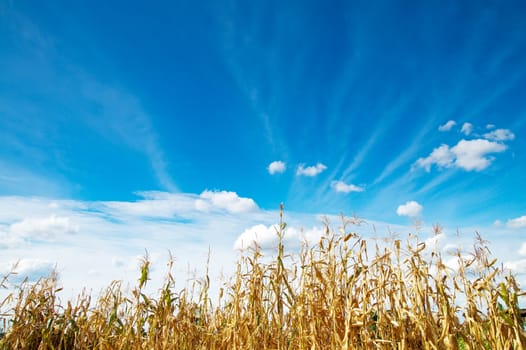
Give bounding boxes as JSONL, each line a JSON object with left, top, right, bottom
{"left": 1, "top": 212, "right": 525, "bottom": 349}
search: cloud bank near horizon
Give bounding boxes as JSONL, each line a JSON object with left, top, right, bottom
{"left": 1, "top": 189, "right": 526, "bottom": 301}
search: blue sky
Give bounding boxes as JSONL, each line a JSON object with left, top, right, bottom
{"left": 1, "top": 1, "right": 526, "bottom": 297}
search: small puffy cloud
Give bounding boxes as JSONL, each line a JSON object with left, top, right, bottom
{"left": 396, "top": 201, "right": 423, "bottom": 218}
{"left": 415, "top": 139, "right": 507, "bottom": 172}
{"left": 453, "top": 139, "right": 507, "bottom": 171}
{"left": 438, "top": 120, "right": 456, "bottom": 131}
{"left": 268, "top": 161, "right": 286, "bottom": 175}
{"left": 486, "top": 124, "right": 495, "bottom": 130}
{"left": 483, "top": 128, "right": 515, "bottom": 141}
{"left": 195, "top": 190, "right": 258, "bottom": 213}
{"left": 296, "top": 163, "right": 327, "bottom": 177}
{"left": 9, "top": 215, "right": 79, "bottom": 240}
{"left": 507, "top": 215, "right": 526, "bottom": 229}
{"left": 331, "top": 181, "right": 364, "bottom": 193}
{"left": 519, "top": 242, "right": 526, "bottom": 256}
{"left": 461, "top": 122, "right": 473, "bottom": 136}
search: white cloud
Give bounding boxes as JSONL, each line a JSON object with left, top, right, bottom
{"left": 452, "top": 139, "right": 507, "bottom": 171}
{"left": 105, "top": 190, "right": 259, "bottom": 218}
{"left": 0, "top": 215, "right": 79, "bottom": 249}
{"left": 104, "top": 191, "right": 195, "bottom": 218}
{"left": 486, "top": 124, "right": 496, "bottom": 130}
{"left": 1, "top": 259, "right": 56, "bottom": 283}
{"left": 461, "top": 122, "right": 473, "bottom": 136}
{"left": 396, "top": 201, "right": 423, "bottom": 218}
{"left": 233, "top": 224, "right": 324, "bottom": 251}
{"left": 519, "top": 242, "right": 526, "bottom": 256}
{"left": 483, "top": 128, "right": 515, "bottom": 141}
{"left": 504, "top": 259, "right": 526, "bottom": 274}
{"left": 0, "top": 192, "right": 276, "bottom": 302}
{"left": 296, "top": 163, "right": 327, "bottom": 177}
{"left": 443, "top": 256, "right": 462, "bottom": 271}
{"left": 424, "top": 233, "right": 446, "bottom": 248}
{"left": 422, "top": 234, "right": 447, "bottom": 258}
{"left": 507, "top": 215, "right": 526, "bottom": 229}
{"left": 442, "top": 243, "right": 461, "bottom": 256}
{"left": 111, "top": 256, "right": 125, "bottom": 268}
{"left": 9, "top": 215, "right": 79, "bottom": 240}
{"left": 195, "top": 190, "right": 258, "bottom": 213}
{"left": 234, "top": 224, "right": 279, "bottom": 250}
{"left": 415, "top": 139, "right": 507, "bottom": 172}
{"left": 415, "top": 144, "right": 454, "bottom": 171}
{"left": 331, "top": 181, "right": 364, "bottom": 193}
{"left": 438, "top": 120, "right": 456, "bottom": 131}
{"left": 0, "top": 192, "right": 524, "bottom": 308}
{"left": 268, "top": 161, "right": 286, "bottom": 174}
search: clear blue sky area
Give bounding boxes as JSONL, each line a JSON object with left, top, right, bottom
{"left": 2, "top": 1, "right": 526, "bottom": 223}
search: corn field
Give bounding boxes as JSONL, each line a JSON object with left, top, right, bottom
{"left": 1, "top": 212, "right": 525, "bottom": 349}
